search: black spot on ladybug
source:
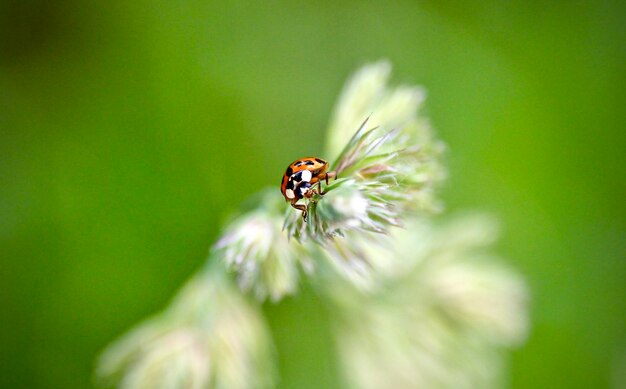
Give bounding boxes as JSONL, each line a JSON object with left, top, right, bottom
{"left": 286, "top": 179, "right": 294, "bottom": 190}
{"left": 296, "top": 182, "right": 311, "bottom": 199}
{"left": 294, "top": 161, "right": 304, "bottom": 167}
{"left": 305, "top": 160, "right": 315, "bottom": 166}
{"left": 286, "top": 166, "right": 293, "bottom": 176}
{"left": 315, "top": 158, "right": 325, "bottom": 164}
{"left": 292, "top": 171, "right": 303, "bottom": 182}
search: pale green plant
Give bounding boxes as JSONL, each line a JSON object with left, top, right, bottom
{"left": 97, "top": 61, "right": 529, "bottom": 389}
{"left": 331, "top": 216, "right": 528, "bottom": 389}
{"left": 97, "top": 269, "right": 275, "bottom": 389}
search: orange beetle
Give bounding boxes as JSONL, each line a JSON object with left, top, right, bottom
{"left": 280, "top": 157, "right": 336, "bottom": 220}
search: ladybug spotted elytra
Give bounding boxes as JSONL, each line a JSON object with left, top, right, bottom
{"left": 280, "top": 157, "right": 337, "bottom": 220}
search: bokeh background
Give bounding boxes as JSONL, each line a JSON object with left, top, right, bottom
{"left": 1, "top": 1, "right": 624, "bottom": 388}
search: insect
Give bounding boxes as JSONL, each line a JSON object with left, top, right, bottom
{"left": 280, "top": 157, "right": 337, "bottom": 221}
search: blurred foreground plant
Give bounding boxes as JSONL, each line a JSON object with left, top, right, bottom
{"left": 98, "top": 61, "right": 528, "bottom": 388}
{"left": 97, "top": 269, "right": 275, "bottom": 389}
{"left": 331, "top": 216, "right": 528, "bottom": 388}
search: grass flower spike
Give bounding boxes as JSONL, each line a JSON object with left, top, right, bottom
{"left": 97, "top": 61, "right": 528, "bottom": 389}
{"left": 333, "top": 216, "right": 529, "bottom": 388}
{"left": 214, "top": 193, "right": 311, "bottom": 302}
{"left": 282, "top": 61, "right": 445, "bottom": 289}
{"left": 286, "top": 62, "right": 444, "bottom": 240}
{"left": 96, "top": 272, "right": 275, "bottom": 389}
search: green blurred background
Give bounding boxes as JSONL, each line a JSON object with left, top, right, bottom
{"left": 1, "top": 1, "right": 624, "bottom": 388}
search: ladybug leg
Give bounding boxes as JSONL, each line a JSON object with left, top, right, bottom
{"left": 290, "top": 199, "right": 308, "bottom": 221}
{"left": 324, "top": 171, "right": 337, "bottom": 185}
{"left": 318, "top": 171, "right": 336, "bottom": 196}
{"left": 306, "top": 181, "right": 324, "bottom": 197}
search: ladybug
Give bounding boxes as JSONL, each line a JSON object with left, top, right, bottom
{"left": 281, "top": 157, "right": 337, "bottom": 220}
